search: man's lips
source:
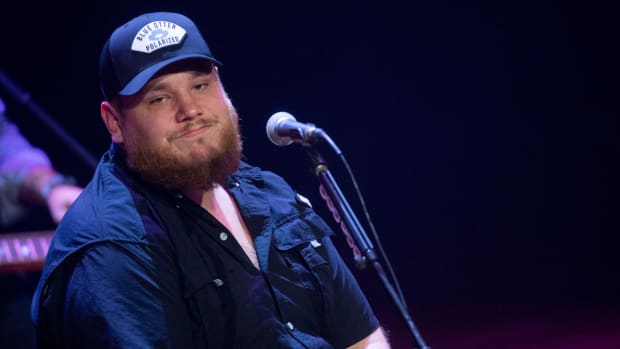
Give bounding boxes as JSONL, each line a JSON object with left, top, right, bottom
{"left": 171, "top": 121, "right": 216, "bottom": 140}
{"left": 179, "top": 125, "right": 209, "bottom": 138}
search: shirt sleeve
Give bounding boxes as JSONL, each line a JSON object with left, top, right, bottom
{"left": 321, "top": 236, "right": 381, "bottom": 348}
{"left": 61, "top": 242, "right": 195, "bottom": 349}
{"left": 0, "top": 112, "right": 52, "bottom": 226}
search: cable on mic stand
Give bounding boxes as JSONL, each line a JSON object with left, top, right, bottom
{"left": 298, "top": 131, "right": 431, "bottom": 349}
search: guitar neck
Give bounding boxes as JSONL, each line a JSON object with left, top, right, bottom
{"left": 0, "top": 230, "right": 54, "bottom": 273}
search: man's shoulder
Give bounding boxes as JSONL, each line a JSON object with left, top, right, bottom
{"left": 59, "top": 160, "right": 147, "bottom": 245}
{"left": 234, "top": 160, "right": 290, "bottom": 188}
{"left": 36, "top": 163, "right": 150, "bottom": 299}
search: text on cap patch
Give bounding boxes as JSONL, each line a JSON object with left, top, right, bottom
{"left": 131, "top": 21, "right": 187, "bottom": 54}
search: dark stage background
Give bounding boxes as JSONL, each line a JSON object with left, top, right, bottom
{"left": 1, "top": 1, "right": 618, "bottom": 348}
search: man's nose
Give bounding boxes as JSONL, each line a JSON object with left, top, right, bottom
{"left": 176, "top": 95, "right": 202, "bottom": 122}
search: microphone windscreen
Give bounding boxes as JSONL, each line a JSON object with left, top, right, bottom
{"left": 266, "top": 111, "right": 296, "bottom": 146}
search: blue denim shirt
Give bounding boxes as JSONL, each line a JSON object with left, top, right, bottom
{"left": 31, "top": 144, "right": 379, "bottom": 348}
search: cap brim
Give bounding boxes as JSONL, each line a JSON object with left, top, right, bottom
{"left": 119, "top": 54, "right": 221, "bottom": 96}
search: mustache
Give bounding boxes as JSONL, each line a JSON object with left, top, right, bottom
{"left": 168, "top": 118, "right": 218, "bottom": 140}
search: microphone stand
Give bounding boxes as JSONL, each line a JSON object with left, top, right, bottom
{"left": 303, "top": 144, "right": 430, "bottom": 349}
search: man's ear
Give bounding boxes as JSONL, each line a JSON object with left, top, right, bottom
{"left": 100, "top": 101, "right": 124, "bottom": 144}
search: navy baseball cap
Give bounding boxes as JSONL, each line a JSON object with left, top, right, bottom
{"left": 99, "top": 12, "right": 221, "bottom": 100}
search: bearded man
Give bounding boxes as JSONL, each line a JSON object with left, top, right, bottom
{"left": 31, "top": 11, "right": 389, "bottom": 349}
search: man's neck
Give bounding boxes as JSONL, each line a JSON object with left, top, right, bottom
{"left": 184, "top": 185, "right": 218, "bottom": 215}
{"left": 184, "top": 184, "right": 239, "bottom": 234}
{"left": 184, "top": 183, "right": 259, "bottom": 269}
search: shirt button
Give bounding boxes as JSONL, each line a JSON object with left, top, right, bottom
{"left": 285, "top": 322, "right": 294, "bottom": 331}
{"left": 219, "top": 232, "right": 228, "bottom": 241}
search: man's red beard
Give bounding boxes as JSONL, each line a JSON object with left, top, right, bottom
{"left": 123, "top": 107, "right": 243, "bottom": 191}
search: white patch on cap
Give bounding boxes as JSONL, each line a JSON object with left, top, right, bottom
{"left": 131, "top": 21, "right": 187, "bottom": 54}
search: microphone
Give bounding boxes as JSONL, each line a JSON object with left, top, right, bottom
{"left": 266, "top": 111, "right": 326, "bottom": 146}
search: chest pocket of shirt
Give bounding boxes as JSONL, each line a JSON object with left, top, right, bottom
{"left": 272, "top": 213, "right": 336, "bottom": 334}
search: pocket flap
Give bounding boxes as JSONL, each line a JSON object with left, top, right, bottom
{"left": 273, "top": 213, "right": 334, "bottom": 251}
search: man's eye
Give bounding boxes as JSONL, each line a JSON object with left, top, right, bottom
{"left": 149, "top": 96, "right": 166, "bottom": 105}
{"left": 194, "top": 82, "right": 208, "bottom": 91}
